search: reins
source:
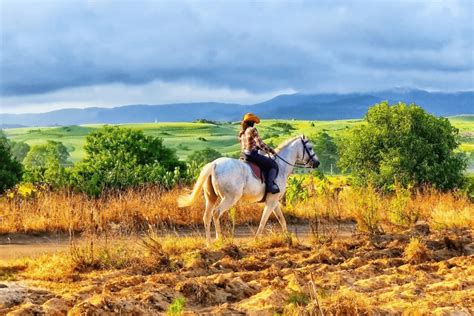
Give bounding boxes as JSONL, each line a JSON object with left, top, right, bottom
{"left": 273, "top": 137, "right": 315, "bottom": 169}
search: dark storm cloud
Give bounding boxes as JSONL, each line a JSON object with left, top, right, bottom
{"left": 0, "top": 0, "right": 473, "bottom": 98}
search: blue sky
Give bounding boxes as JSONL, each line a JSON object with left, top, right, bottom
{"left": 0, "top": 0, "right": 473, "bottom": 113}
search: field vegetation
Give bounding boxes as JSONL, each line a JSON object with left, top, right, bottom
{"left": 1, "top": 177, "right": 472, "bottom": 235}
{"left": 1, "top": 175, "right": 473, "bottom": 313}
{"left": 0, "top": 104, "right": 473, "bottom": 314}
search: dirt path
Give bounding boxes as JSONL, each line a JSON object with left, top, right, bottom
{"left": 0, "top": 223, "right": 356, "bottom": 260}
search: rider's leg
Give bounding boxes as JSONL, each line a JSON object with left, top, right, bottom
{"left": 247, "top": 152, "right": 280, "bottom": 193}
{"left": 260, "top": 155, "right": 279, "bottom": 193}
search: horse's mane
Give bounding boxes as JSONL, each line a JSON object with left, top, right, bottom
{"left": 275, "top": 135, "right": 301, "bottom": 153}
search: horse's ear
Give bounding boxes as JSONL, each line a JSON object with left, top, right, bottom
{"left": 301, "top": 134, "right": 306, "bottom": 140}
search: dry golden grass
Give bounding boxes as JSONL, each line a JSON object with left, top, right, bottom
{"left": 144, "top": 234, "right": 206, "bottom": 256}
{"left": 1, "top": 234, "right": 210, "bottom": 283}
{"left": 0, "top": 184, "right": 472, "bottom": 235}
{"left": 249, "top": 230, "right": 298, "bottom": 249}
{"left": 0, "top": 186, "right": 261, "bottom": 234}
{"left": 320, "top": 287, "right": 373, "bottom": 315}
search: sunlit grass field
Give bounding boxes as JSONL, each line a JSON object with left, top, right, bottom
{"left": 4, "top": 116, "right": 473, "bottom": 168}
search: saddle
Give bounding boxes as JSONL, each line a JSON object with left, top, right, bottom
{"left": 240, "top": 156, "right": 265, "bottom": 183}
{"left": 247, "top": 161, "right": 265, "bottom": 183}
{"left": 240, "top": 154, "right": 278, "bottom": 203}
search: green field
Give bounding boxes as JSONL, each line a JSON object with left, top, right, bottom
{"left": 3, "top": 116, "right": 474, "bottom": 170}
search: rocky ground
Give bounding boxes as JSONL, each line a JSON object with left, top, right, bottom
{"left": 1, "top": 227, "right": 473, "bottom": 315}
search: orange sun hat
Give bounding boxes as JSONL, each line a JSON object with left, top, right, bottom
{"left": 243, "top": 113, "right": 261, "bottom": 124}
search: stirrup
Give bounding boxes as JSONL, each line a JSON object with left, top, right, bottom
{"left": 269, "top": 183, "right": 280, "bottom": 194}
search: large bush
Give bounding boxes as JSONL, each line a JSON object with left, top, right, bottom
{"left": 70, "top": 126, "right": 185, "bottom": 195}
{"left": 338, "top": 102, "right": 467, "bottom": 191}
{"left": 0, "top": 132, "right": 23, "bottom": 193}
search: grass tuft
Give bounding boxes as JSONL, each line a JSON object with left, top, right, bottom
{"left": 321, "top": 288, "right": 372, "bottom": 315}
{"left": 404, "top": 237, "right": 430, "bottom": 264}
{"left": 250, "top": 231, "right": 298, "bottom": 249}
{"left": 167, "top": 297, "right": 186, "bottom": 315}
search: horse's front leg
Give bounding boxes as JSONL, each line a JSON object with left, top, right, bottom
{"left": 256, "top": 199, "right": 278, "bottom": 236}
{"left": 273, "top": 203, "right": 288, "bottom": 233}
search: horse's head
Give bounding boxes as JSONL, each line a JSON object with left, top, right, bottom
{"left": 297, "top": 135, "right": 320, "bottom": 168}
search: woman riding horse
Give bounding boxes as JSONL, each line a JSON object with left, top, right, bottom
{"left": 179, "top": 127, "right": 320, "bottom": 244}
{"left": 239, "top": 113, "right": 280, "bottom": 194}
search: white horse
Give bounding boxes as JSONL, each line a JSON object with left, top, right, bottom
{"left": 178, "top": 135, "right": 320, "bottom": 244}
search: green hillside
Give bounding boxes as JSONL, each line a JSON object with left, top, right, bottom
{"left": 3, "top": 117, "right": 473, "bottom": 171}
{"left": 2, "top": 120, "right": 358, "bottom": 161}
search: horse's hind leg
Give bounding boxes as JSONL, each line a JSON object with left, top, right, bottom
{"left": 206, "top": 176, "right": 222, "bottom": 241}
{"left": 203, "top": 200, "right": 214, "bottom": 245}
{"left": 203, "top": 177, "right": 218, "bottom": 245}
{"left": 214, "top": 195, "right": 239, "bottom": 240}
{"left": 212, "top": 209, "right": 222, "bottom": 240}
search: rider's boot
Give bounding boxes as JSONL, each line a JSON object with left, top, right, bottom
{"left": 266, "top": 168, "right": 280, "bottom": 194}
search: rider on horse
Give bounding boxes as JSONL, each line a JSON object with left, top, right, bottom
{"left": 239, "top": 113, "right": 280, "bottom": 194}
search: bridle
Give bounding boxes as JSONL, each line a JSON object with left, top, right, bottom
{"left": 274, "top": 136, "right": 317, "bottom": 168}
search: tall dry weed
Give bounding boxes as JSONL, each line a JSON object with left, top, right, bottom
{"left": 286, "top": 180, "right": 473, "bottom": 234}
{"left": 340, "top": 185, "right": 384, "bottom": 235}
{"left": 408, "top": 188, "right": 473, "bottom": 230}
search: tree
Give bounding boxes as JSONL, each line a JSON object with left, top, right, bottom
{"left": 188, "top": 148, "right": 222, "bottom": 166}
{"left": 23, "top": 141, "right": 71, "bottom": 186}
{"left": 310, "top": 132, "right": 339, "bottom": 174}
{"left": 0, "top": 133, "right": 23, "bottom": 193}
{"left": 10, "top": 141, "right": 30, "bottom": 162}
{"left": 70, "top": 126, "right": 184, "bottom": 194}
{"left": 338, "top": 102, "right": 467, "bottom": 191}
{"left": 23, "top": 141, "right": 70, "bottom": 167}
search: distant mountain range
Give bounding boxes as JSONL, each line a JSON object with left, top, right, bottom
{"left": 1, "top": 89, "right": 472, "bottom": 127}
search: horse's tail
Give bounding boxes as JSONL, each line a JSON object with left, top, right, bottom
{"left": 178, "top": 162, "right": 214, "bottom": 207}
